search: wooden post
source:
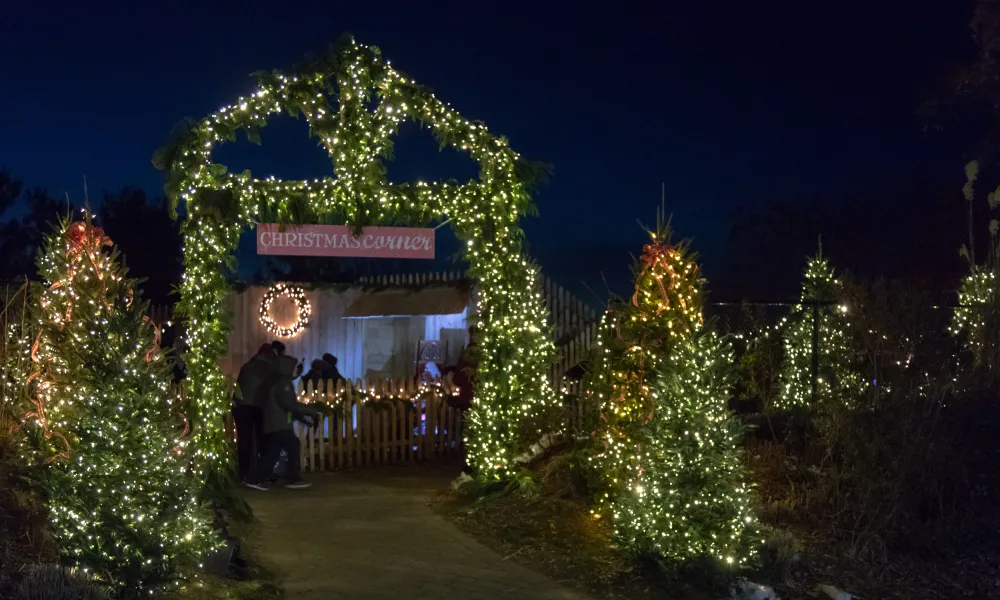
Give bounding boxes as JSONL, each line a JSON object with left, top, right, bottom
{"left": 334, "top": 381, "right": 343, "bottom": 470}
{"left": 366, "top": 391, "right": 375, "bottom": 466}
{"left": 417, "top": 396, "right": 425, "bottom": 461}
{"left": 319, "top": 412, "right": 327, "bottom": 472}
{"left": 305, "top": 419, "right": 314, "bottom": 472}
{"left": 363, "top": 379, "right": 370, "bottom": 467}
{"left": 389, "top": 398, "right": 397, "bottom": 464}
{"left": 427, "top": 391, "right": 437, "bottom": 458}
{"left": 436, "top": 394, "right": 445, "bottom": 456}
{"left": 381, "top": 398, "right": 389, "bottom": 465}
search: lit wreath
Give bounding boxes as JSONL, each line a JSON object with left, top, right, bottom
{"left": 259, "top": 283, "right": 311, "bottom": 337}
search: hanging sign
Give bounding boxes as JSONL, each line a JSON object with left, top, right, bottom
{"left": 256, "top": 224, "right": 435, "bottom": 259}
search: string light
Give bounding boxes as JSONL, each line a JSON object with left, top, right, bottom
{"left": 3, "top": 217, "right": 219, "bottom": 593}
{"left": 156, "top": 36, "right": 558, "bottom": 483}
{"left": 586, "top": 221, "right": 757, "bottom": 566}
{"left": 299, "top": 378, "right": 458, "bottom": 408}
{"left": 258, "top": 283, "right": 310, "bottom": 337}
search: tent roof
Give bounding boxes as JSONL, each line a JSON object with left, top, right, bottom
{"left": 344, "top": 286, "right": 469, "bottom": 318}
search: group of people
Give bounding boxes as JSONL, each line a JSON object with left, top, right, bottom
{"left": 233, "top": 340, "right": 339, "bottom": 491}
{"left": 233, "top": 328, "right": 480, "bottom": 487}
{"left": 302, "top": 353, "right": 346, "bottom": 389}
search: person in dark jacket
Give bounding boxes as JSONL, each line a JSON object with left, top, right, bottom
{"left": 321, "top": 353, "right": 346, "bottom": 386}
{"left": 245, "top": 354, "right": 321, "bottom": 490}
{"left": 302, "top": 359, "right": 331, "bottom": 390}
{"left": 233, "top": 344, "right": 275, "bottom": 480}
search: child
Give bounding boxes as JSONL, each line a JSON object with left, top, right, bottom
{"left": 244, "top": 355, "right": 321, "bottom": 490}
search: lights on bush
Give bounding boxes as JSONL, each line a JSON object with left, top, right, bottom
{"left": 259, "top": 283, "right": 311, "bottom": 337}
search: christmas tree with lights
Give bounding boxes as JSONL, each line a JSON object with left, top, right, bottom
{"left": 13, "top": 217, "right": 218, "bottom": 592}
{"left": 775, "top": 243, "right": 861, "bottom": 411}
{"left": 589, "top": 215, "right": 756, "bottom": 566}
{"left": 951, "top": 160, "right": 1000, "bottom": 370}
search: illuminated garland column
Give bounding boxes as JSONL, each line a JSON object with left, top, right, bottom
{"left": 463, "top": 189, "right": 558, "bottom": 482}
{"left": 178, "top": 215, "right": 243, "bottom": 478}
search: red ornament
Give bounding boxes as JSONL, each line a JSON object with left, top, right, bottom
{"left": 65, "top": 221, "right": 111, "bottom": 255}
{"left": 66, "top": 221, "right": 87, "bottom": 248}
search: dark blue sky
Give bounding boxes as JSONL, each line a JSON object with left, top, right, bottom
{"left": 0, "top": 1, "right": 974, "bottom": 296}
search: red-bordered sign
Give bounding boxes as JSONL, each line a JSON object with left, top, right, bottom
{"left": 256, "top": 224, "right": 435, "bottom": 259}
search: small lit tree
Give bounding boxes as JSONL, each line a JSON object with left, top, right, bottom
{"left": 775, "top": 243, "right": 860, "bottom": 411}
{"left": 10, "top": 217, "right": 218, "bottom": 593}
{"left": 589, "top": 216, "right": 756, "bottom": 566}
{"left": 951, "top": 160, "right": 1000, "bottom": 370}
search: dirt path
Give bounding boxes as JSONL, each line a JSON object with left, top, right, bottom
{"left": 246, "top": 465, "right": 592, "bottom": 599}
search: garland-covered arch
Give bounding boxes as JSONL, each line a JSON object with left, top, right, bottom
{"left": 156, "top": 37, "right": 557, "bottom": 482}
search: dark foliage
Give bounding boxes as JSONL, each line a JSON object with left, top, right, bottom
{"left": 0, "top": 171, "right": 68, "bottom": 281}
{"left": 922, "top": 0, "right": 1000, "bottom": 163}
{"left": 0, "top": 440, "right": 58, "bottom": 596}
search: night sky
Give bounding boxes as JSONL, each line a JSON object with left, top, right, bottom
{"left": 0, "top": 1, "right": 975, "bottom": 297}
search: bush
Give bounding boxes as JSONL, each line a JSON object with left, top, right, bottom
{"left": 0, "top": 439, "right": 57, "bottom": 596}
{"left": 12, "top": 565, "right": 107, "bottom": 600}
{"left": 749, "top": 277, "right": 1000, "bottom": 561}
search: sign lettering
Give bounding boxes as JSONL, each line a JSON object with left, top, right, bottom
{"left": 256, "top": 224, "right": 435, "bottom": 259}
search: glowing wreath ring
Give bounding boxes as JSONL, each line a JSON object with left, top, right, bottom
{"left": 259, "top": 283, "right": 311, "bottom": 337}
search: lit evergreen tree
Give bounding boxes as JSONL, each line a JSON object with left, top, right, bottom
{"left": 588, "top": 218, "right": 756, "bottom": 566}
{"left": 951, "top": 160, "right": 1000, "bottom": 370}
{"left": 11, "top": 217, "right": 218, "bottom": 593}
{"left": 775, "top": 244, "right": 860, "bottom": 411}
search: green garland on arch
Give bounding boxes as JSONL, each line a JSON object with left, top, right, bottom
{"left": 155, "top": 36, "right": 558, "bottom": 483}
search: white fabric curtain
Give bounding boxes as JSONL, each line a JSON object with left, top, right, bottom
{"left": 223, "top": 286, "right": 365, "bottom": 379}
{"left": 223, "top": 285, "right": 470, "bottom": 380}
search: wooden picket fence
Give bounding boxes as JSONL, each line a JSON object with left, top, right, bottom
{"left": 291, "top": 374, "right": 464, "bottom": 472}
